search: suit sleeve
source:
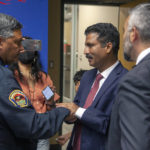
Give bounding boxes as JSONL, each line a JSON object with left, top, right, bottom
{"left": 118, "top": 73, "right": 150, "bottom": 150}
{"left": 80, "top": 107, "right": 109, "bottom": 134}
{"left": 0, "top": 72, "right": 69, "bottom": 139}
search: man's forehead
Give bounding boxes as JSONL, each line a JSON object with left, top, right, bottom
{"left": 86, "top": 33, "right": 99, "bottom": 41}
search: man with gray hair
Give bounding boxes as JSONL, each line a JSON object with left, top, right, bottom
{"left": 107, "top": 3, "right": 150, "bottom": 150}
{"left": 0, "top": 13, "right": 70, "bottom": 150}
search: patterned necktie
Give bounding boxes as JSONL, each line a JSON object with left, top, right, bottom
{"left": 73, "top": 73, "right": 103, "bottom": 150}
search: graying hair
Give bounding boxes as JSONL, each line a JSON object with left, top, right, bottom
{"left": 0, "top": 13, "right": 22, "bottom": 38}
{"left": 128, "top": 3, "right": 150, "bottom": 43}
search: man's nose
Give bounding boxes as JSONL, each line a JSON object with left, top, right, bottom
{"left": 84, "top": 46, "right": 89, "bottom": 54}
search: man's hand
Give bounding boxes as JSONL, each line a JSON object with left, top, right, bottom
{"left": 56, "top": 102, "right": 79, "bottom": 122}
{"left": 56, "top": 102, "right": 79, "bottom": 115}
{"left": 45, "top": 95, "right": 55, "bottom": 111}
{"left": 50, "top": 85, "right": 56, "bottom": 93}
{"left": 56, "top": 132, "right": 71, "bottom": 145}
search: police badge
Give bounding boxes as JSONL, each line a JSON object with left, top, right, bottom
{"left": 9, "top": 90, "right": 29, "bottom": 107}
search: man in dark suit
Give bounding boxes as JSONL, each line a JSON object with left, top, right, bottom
{"left": 57, "top": 23, "right": 128, "bottom": 150}
{"left": 107, "top": 3, "right": 150, "bottom": 150}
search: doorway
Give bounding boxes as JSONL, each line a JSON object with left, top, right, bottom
{"left": 62, "top": 4, "right": 119, "bottom": 150}
{"left": 63, "top": 4, "right": 119, "bottom": 102}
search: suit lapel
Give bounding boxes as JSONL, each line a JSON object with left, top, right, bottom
{"left": 91, "top": 62, "right": 123, "bottom": 107}
{"left": 80, "top": 68, "right": 97, "bottom": 107}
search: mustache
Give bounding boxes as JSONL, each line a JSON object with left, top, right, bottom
{"left": 85, "top": 54, "right": 93, "bottom": 59}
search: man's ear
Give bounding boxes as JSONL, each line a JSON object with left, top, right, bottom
{"left": 130, "top": 26, "right": 139, "bottom": 42}
{"left": 105, "top": 42, "right": 113, "bottom": 54}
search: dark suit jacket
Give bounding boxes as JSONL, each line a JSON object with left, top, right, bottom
{"left": 107, "top": 53, "right": 150, "bottom": 150}
{"left": 67, "top": 62, "right": 128, "bottom": 150}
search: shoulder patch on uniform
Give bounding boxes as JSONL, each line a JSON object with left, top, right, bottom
{"left": 9, "top": 90, "right": 29, "bottom": 108}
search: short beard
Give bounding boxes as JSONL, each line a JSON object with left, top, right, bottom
{"left": 123, "top": 33, "right": 133, "bottom": 61}
{"left": 124, "top": 52, "right": 131, "bottom": 61}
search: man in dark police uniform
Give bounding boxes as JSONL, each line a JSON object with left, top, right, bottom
{"left": 0, "top": 13, "right": 69, "bottom": 150}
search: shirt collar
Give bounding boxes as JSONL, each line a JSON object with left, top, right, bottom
{"left": 136, "top": 47, "right": 150, "bottom": 65}
{"left": 97, "top": 61, "right": 119, "bottom": 79}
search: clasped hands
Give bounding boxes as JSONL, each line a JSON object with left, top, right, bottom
{"left": 56, "top": 102, "right": 79, "bottom": 122}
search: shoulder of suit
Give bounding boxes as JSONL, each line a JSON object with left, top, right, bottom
{"left": 81, "top": 68, "right": 96, "bottom": 76}
{"left": 86, "top": 68, "right": 97, "bottom": 74}
{"left": 118, "top": 65, "right": 141, "bottom": 86}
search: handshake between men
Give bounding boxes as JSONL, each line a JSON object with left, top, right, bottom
{"left": 56, "top": 102, "right": 79, "bottom": 122}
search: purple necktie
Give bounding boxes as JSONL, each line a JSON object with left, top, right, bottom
{"left": 73, "top": 73, "right": 103, "bottom": 150}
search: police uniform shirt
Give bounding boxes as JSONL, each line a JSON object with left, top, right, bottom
{"left": 0, "top": 58, "right": 69, "bottom": 150}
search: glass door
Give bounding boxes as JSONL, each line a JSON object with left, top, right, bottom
{"left": 63, "top": 4, "right": 119, "bottom": 103}
{"left": 63, "top": 4, "right": 78, "bottom": 102}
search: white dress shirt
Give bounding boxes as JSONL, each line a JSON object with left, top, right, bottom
{"left": 75, "top": 61, "right": 119, "bottom": 119}
{"left": 136, "top": 47, "right": 150, "bottom": 65}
